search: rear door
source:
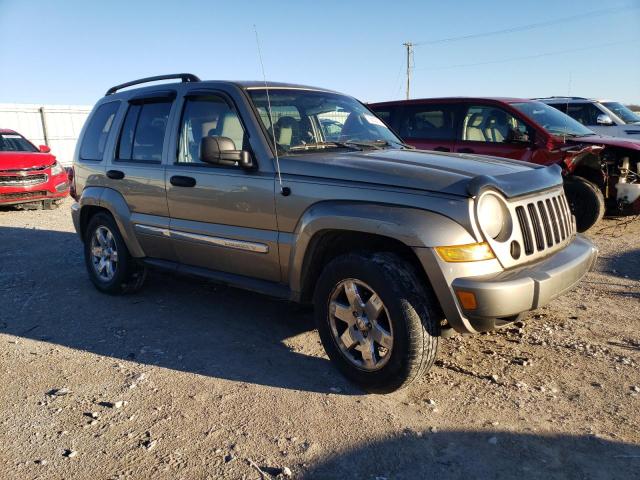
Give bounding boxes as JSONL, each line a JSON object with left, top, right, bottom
{"left": 455, "top": 103, "right": 535, "bottom": 161}
{"left": 165, "top": 90, "right": 280, "bottom": 282}
{"left": 396, "top": 103, "right": 459, "bottom": 152}
{"left": 105, "top": 91, "right": 176, "bottom": 260}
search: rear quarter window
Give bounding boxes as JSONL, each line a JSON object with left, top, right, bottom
{"left": 80, "top": 102, "right": 120, "bottom": 161}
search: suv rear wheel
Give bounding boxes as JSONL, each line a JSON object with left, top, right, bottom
{"left": 563, "top": 175, "right": 605, "bottom": 232}
{"left": 313, "top": 252, "right": 440, "bottom": 393}
{"left": 84, "top": 212, "right": 146, "bottom": 294}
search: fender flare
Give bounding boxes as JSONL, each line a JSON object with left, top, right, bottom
{"left": 78, "top": 187, "right": 145, "bottom": 258}
{"left": 286, "top": 201, "right": 476, "bottom": 295}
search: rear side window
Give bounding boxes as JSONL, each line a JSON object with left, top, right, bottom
{"left": 80, "top": 102, "right": 119, "bottom": 160}
{"left": 399, "top": 104, "right": 457, "bottom": 141}
{"left": 117, "top": 101, "right": 172, "bottom": 162}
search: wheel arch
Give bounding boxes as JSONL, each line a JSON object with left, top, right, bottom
{"left": 77, "top": 187, "right": 145, "bottom": 257}
{"left": 287, "top": 201, "right": 476, "bottom": 303}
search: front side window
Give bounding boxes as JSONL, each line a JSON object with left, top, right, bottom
{"left": 461, "top": 105, "right": 531, "bottom": 143}
{"left": 80, "top": 102, "right": 119, "bottom": 160}
{"left": 247, "top": 89, "right": 404, "bottom": 153}
{"left": 0, "top": 133, "right": 38, "bottom": 152}
{"left": 177, "top": 96, "right": 246, "bottom": 164}
{"left": 512, "top": 101, "right": 594, "bottom": 138}
{"left": 399, "top": 104, "right": 457, "bottom": 141}
{"left": 602, "top": 102, "right": 640, "bottom": 124}
{"left": 564, "top": 103, "right": 602, "bottom": 126}
{"left": 117, "top": 101, "right": 172, "bottom": 162}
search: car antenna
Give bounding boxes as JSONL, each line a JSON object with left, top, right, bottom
{"left": 563, "top": 72, "right": 572, "bottom": 143}
{"left": 253, "top": 25, "right": 289, "bottom": 197}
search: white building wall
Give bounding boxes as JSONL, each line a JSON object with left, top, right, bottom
{"left": 0, "top": 104, "right": 92, "bottom": 166}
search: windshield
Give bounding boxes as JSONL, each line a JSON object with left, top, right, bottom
{"left": 511, "top": 101, "right": 594, "bottom": 137}
{"left": 602, "top": 102, "right": 640, "bottom": 124}
{"left": 0, "top": 133, "right": 38, "bottom": 152}
{"left": 247, "top": 88, "right": 404, "bottom": 153}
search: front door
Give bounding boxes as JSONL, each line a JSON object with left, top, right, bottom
{"left": 165, "top": 92, "right": 280, "bottom": 282}
{"left": 455, "top": 104, "right": 535, "bottom": 161}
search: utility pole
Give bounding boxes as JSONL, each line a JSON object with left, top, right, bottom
{"left": 402, "top": 42, "right": 414, "bottom": 100}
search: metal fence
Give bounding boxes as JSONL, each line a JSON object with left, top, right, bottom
{"left": 0, "top": 104, "right": 92, "bottom": 166}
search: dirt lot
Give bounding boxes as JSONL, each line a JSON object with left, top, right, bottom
{"left": 0, "top": 199, "right": 639, "bottom": 480}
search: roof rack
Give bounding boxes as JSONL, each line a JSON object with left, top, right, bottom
{"left": 105, "top": 73, "right": 200, "bottom": 96}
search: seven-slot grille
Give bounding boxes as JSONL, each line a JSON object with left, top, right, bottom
{"left": 0, "top": 173, "right": 48, "bottom": 186}
{"left": 514, "top": 192, "right": 574, "bottom": 256}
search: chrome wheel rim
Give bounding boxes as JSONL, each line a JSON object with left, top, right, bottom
{"left": 90, "top": 226, "right": 118, "bottom": 282}
{"left": 328, "top": 279, "right": 393, "bottom": 371}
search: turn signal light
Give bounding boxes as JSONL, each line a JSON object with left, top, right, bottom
{"left": 435, "top": 242, "right": 495, "bottom": 262}
{"left": 456, "top": 290, "right": 478, "bottom": 310}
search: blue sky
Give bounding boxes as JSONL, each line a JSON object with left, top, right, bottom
{"left": 1, "top": 0, "right": 638, "bottom": 105}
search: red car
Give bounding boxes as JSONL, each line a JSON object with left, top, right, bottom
{"left": 370, "top": 98, "right": 640, "bottom": 231}
{"left": 0, "top": 129, "right": 69, "bottom": 209}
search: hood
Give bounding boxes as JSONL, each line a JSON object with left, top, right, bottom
{"left": 279, "top": 149, "right": 561, "bottom": 198}
{"left": 563, "top": 134, "right": 640, "bottom": 151}
{"left": 0, "top": 151, "right": 57, "bottom": 170}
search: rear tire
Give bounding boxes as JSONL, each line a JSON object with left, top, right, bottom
{"left": 563, "top": 175, "right": 605, "bottom": 232}
{"left": 313, "top": 252, "right": 441, "bottom": 393}
{"left": 84, "top": 212, "right": 147, "bottom": 295}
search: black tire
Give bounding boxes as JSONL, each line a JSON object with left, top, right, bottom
{"left": 313, "top": 252, "right": 441, "bottom": 393}
{"left": 563, "top": 175, "right": 605, "bottom": 233}
{"left": 84, "top": 212, "right": 147, "bottom": 295}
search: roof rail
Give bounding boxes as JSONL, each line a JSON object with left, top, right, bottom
{"left": 534, "top": 96, "right": 589, "bottom": 101}
{"left": 105, "top": 73, "right": 200, "bottom": 96}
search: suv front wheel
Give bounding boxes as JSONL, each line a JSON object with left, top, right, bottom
{"left": 84, "top": 212, "right": 147, "bottom": 294}
{"left": 314, "top": 253, "right": 441, "bottom": 393}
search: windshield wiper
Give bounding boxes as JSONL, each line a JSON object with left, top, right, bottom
{"left": 287, "top": 141, "right": 363, "bottom": 152}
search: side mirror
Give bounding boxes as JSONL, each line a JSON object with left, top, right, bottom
{"left": 200, "top": 136, "right": 254, "bottom": 169}
{"left": 596, "top": 114, "right": 614, "bottom": 126}
{"left": 39, "top": 145, "right": 51, "bottom": 153}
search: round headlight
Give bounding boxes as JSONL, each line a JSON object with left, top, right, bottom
{"left": 478, "top": 193, "right": 509, "bottom": 240}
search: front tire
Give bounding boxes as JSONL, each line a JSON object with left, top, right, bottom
{"left": 313, "top": 253, "right": 441, "bottom": 393}
{"left": 563, "top": 175, "right": 605, "bottom": 232}
{"left": 84, "top": 212, "right": 147, "bottom": 295}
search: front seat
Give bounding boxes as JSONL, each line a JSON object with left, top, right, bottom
{"left": 219, "top": 112, "right": 244, "bottom": 150}
{"left": 484, "top": 111, "right": 509, "bottom": 142}
{"left": 274, "top": 116, "right": 299, "bottom": 148}
{"left": 464, "top": 113, "right": 486, "bottom": 141}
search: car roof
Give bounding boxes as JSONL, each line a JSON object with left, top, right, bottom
{"left": 534, "top": 97, "right": 615, "bottom": 104}
{"left": 104, "top": 79, "right": 339, "bottom": 99}
{"left": 370, "top": 97, "right": 533, "bottom": 106}
{"left": 0, "top": 128, "right": 18, "bottom": 134}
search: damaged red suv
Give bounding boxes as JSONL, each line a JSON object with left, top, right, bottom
{"left": 370, "top": 98, "right": 640, "bottom": 231}
{"left": 0, "top": 129, "right": 69, "bottom": 209}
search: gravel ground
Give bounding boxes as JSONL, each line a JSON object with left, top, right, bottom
{"left": 0, "top": 199, "right": 639, "bottom": 480}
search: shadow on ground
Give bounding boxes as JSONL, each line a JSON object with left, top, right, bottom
{"left": 304, "top": 430, "right": 640, "bottom": 480}
{"left": 599, "top": 247, "right": 640, "bottom": 281}
{"left": 0, "top": 226, "right": 358, "bottom": 395}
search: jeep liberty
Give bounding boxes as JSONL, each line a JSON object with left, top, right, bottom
{"left": 70, "top": 74, "right": 597, "bottom": 392}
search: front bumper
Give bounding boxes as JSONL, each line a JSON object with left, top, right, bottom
{"left": 417, "top": 234, "right": 598, "bottom": 334}
{"left": 0, "top": 172, "right": 69, "bottom": 206}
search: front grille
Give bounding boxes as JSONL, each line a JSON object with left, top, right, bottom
{"left": 514, "top": 191, "right": 574, "bottom": 257}
{"left": 0, "top": 190, "right": 48, "bottom": 200}
{"left": 483, "top": 187, "right": 576, "bottom": 270}
{"left": 0, "top": 174, "right": 48, "bottom": 186}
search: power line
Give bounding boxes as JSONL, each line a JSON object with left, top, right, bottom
{"left": 413, "top": 4, "right": 639, "bottom": 46}
{"left": 413, "top": 39, "right": 630, "bottom": 71}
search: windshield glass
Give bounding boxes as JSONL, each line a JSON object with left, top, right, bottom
{"left": 602, "top": 102, "right": 640, "bottom": 124}
{"left": 512, "top": 101, "right": 594, "bottom": 137}
{"left": 247, "top": 88, "right": 404, "bottom": 153}
{"left": 0, "top": 133, "right": 38, "bottom": 152}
